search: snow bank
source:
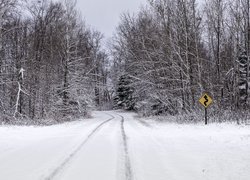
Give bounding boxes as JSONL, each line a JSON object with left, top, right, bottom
{"left": 123, "top": 112, "right": 250, "bottom": 180}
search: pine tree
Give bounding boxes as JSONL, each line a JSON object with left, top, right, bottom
{"left": 114, "top": 75, "right": 136, "bottom": 110}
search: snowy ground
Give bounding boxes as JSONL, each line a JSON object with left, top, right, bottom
{"left": 0, "top": 111, "right": 250, "bottom": 180}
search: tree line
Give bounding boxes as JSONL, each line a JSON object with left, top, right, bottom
{"left": 1, "top": 0, "right": 250, "bottom": 124}
{"left": 112, "top": 0, "right": 250, "bottom": 119}
{"left": 0, "top": 0, "right": 111, "bottom": 124}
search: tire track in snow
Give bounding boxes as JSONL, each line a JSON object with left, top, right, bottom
{"left": 116, "top": 113, "right": 133, "bottom": 180}
{"left": 43, "top": 113, "right": 115, "bottom": 180}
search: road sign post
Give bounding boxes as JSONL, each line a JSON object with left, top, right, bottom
{"left": 205, "top": 108, "right": 208, "bottom": 125}
{"left": 199, "top": 93, "right": 213, "bottom": 125}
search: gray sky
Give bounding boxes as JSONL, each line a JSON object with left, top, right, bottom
{"left": 77, "top": 0, "right": 145, "bottom": 39}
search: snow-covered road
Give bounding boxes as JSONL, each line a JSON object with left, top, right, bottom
{"left": 0, "top": 111, "right": 250, "bottom": 180}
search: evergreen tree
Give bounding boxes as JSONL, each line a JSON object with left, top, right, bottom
{"left": 114, "top": 75, "right": 136, "bottom": 110}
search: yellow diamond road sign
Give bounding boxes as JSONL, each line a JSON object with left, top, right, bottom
{"left": 199, "top": 93, "right": 213, "bottom": 108}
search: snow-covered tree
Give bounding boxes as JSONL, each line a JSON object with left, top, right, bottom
{"left": 114, "top": 74, "right": 136, "bottom": 110}
{"left": 237, "top": 51, "right": 249, "bottom": 107}
{"left": 0, "top": 0, "right": 110, "bottom": 123}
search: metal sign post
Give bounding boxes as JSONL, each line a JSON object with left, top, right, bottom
{"left": 205, "top": 108, "right": 208, "bottom": 125}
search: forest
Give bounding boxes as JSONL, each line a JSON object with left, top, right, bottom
{"left": 1, "top": 0, "right": 250, "bottom": 125}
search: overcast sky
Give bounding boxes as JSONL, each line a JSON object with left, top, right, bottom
{"left": 76, "top": 0, "right": 145, "bottom": 39}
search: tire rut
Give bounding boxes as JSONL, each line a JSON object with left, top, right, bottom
{"left": 43, "top": 113, "right": 115, "bottom": 180}
{"left": 116, "top": 113, "right": 133, "bottom": 180}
